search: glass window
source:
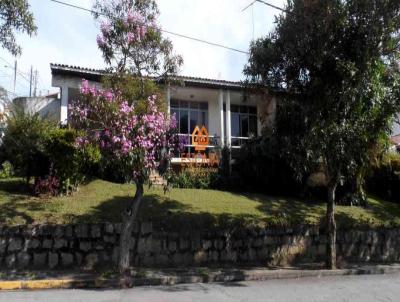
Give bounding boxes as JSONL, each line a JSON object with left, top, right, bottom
{"left": 231, "top": 105, "right": 239, "bottom": 113}
{"left": 199, "top": 102, "right": 208, "bottom": 110}
{"left": 229, "top": 105, "right": 257, "bottom": 140}
{"left": 200, "top": 111, "right": 208, "bottom": 127}
{"left": 231, "top": 112, "right": 240, "bottom": 137}
{"left": 190, "top": 102, "right": 199, "bottom": 109}
{"left": 240, "top": 106, "right": 249, "bottom": 114}
{"left": 189, "top": 110, "right": 199, "bottom": 133}
{"left": 249, "top": 115, "right": 257, "bottom": 136}
{"left": 179, "top": 109, "right": 188, "bottom": 134}
{"left": 170, "top": 99, "right": 179, "bottom": 108}
{"left": 180, "top": 100, "right": 189, "bottom": 108}
{"left": 170, "top": 100, "right": 209, "bottom": 137}
{"left": 240, "top": 115, "right": 249, "bottom": 137}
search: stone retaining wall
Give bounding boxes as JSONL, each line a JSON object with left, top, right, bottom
{"left": 0, "top": 223, "right": 399, "bottom": 270}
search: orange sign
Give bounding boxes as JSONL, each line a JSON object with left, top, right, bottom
{"left": 192, "top": 125, "right": 209, "bottom": 151}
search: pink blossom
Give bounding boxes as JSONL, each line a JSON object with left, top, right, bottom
{"left": 127, "top": 32, "right": 136, "bottom": 44}
{"left": 100, "top": 21, "right": 111, "bottom": 35}
{"left": 71, "top": 79, "right": 179, "bottom": 182}
{"left": 80, "top": 79, "right": 90, "bottom": 94}
{"left": 96, "top": 35, "right": 105, "bottom": 47}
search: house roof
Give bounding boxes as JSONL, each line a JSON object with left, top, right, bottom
{"left": 50, "top": 63, "right": 248, "bottom": 91}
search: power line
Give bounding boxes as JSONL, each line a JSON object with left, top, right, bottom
{"left": 48, "top": 0, "right": 249, "bottom": 55}
{"left": 242, "top": 1, "right": 257, "bottom": 12}
{"left": 255, "top": 0, "right": 293, "bottom": 15}
{"left": 0, "top": 57, "right": 49, "bottom": 95}
{"left": 0, "top": 57, "right": 31, "bottom": 84}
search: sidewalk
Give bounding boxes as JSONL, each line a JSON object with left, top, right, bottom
{"left": 1, "top": 263, "right": 400, "bottom": 290}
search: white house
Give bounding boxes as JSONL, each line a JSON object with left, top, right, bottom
{"left": 51, "top": 63, "right": 276, "bottom": 160}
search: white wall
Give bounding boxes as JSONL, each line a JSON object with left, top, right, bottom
{"left": 208, "top": 96, "right": 222, "bottom": 138}
{"left": 12, "top": 97, "right": 61, "bottom": 121}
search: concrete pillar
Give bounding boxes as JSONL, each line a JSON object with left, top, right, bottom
{"left": 218, "top": 89, "right": 225, "bottom": 147}
{"left": 225, "top": 90, "right": 231, "bottom": 147}
{"left": 60, "top": 85, "right": 68, "bottom": 125}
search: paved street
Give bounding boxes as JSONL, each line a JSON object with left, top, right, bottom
{"left": 1, "top": 273, "right": 400, "bottom": 302}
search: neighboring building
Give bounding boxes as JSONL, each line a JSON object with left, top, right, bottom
{"left": 391, "top": 134, "right": 400, "bottom": 153}
{"left": 12, "top": 95, "right": 61, "bottom": 121}
{"left": 51, "top": 63, "right": 277, "bottom": 162}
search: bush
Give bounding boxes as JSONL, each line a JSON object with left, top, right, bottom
{"left": 34, "top": 176, "right": 60, "bottom": 197}
{"left": 0, "top": 161, "right": 13, "bottom": 179}
{"left": 44, "top": 128, "right": 101, "bottom": 193}
{"left": 0, "top": 111, "right": 100, "bottom": 194}
{"left": 168, "top": 166, "right": 219, "bottom": 189}
{"left": 366, "top": 152, "right": 400, "bottom": 203}
{"left": 231, "top": 136, "right": 303, "bottom": 195}
{"left": 0, "top": 110, "right": 54, "bottom": 181}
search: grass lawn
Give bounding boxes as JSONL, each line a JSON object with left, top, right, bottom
{"left": 1, "top": 178, "right": 400, "bottom": 229}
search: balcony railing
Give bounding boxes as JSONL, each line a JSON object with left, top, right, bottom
{"left": 230, "top": 136, "right": 249, "bottom": 149}
{"left": 177, "top": 133, "right": 250, "bottom": 149}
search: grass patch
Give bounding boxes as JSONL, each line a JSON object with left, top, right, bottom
{"left": 1, "top": 178, "right": 400, "bottom": 229}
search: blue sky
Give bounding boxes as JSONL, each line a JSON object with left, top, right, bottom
{"left": 0, "top": 0, "right": 285, "bottom": 97}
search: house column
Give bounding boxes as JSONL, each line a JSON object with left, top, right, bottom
{"left": 218, "top": 89, "right": 225, "bottom": 147}
{"left": 225, "top": 90, "right": 231, "bottom": 147}
{"left": 60, "top": 84, "right": 68, "bottom": 125}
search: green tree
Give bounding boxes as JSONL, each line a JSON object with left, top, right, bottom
{"left": 0, "top": 0, "right": 37, "bottom": 56}
{"left": 245, "top": 0, "right": 400, "bottom": 269}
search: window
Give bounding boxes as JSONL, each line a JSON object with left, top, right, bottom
{"left": 229, "top": 105, "right": 257, "bottom": 146}
{"left": 171, "top": 100, "right": 209, "bottom": 154}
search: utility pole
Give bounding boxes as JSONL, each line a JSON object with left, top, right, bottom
{"left": 13, "top": 61, "right": 17, "bottom": 93}
{"left": 33, "top": 69, "right": 38, "bottom": 97}
{"left": 29, "top": 66, "right": 33, "bottom": 97}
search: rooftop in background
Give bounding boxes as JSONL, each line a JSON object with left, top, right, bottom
{"left": 50, "top": 63, "right": 247, "bottom": 91}
{"left": 391, "top": 134, "right": 400, "bottom": 146}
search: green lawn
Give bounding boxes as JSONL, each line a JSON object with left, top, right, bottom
{"left": 1, "top": 178, "right": 400, "bottom": 229}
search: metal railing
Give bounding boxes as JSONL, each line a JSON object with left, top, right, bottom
{"left": 177, "top": 133, "right": 251, "bottom": 149}
{"left": 230, "top": 136, "right": 250, "bottom": 149}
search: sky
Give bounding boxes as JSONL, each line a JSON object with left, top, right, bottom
{"left": 0, "top": 0, "right": 286, "bottom": 98}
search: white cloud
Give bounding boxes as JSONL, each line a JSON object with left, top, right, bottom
{"left": 0, "top": 0, "right": 285, "bottom": 97}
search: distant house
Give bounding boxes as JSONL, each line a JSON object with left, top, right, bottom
{"left": 50, "top": 63, "right": 277, "bottom": 163}
{"left": 391, "top": 134, "right": 400, "bottom": 153}
{"left": 12, "top": 94, "right": 61, "bottom": 121}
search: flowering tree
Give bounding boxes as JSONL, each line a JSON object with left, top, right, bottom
{"left": 72, "top": 0, "right": 182, "bottom": 277}
{"left": 71, "top": 80, "right": 178, "bottom": 274}
{"left": 93, "top": 0, "right": 182, "bottom": 93}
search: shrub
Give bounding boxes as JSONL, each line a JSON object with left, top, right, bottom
{"left": 0, "top": 110, "right": 54, "bottom": 182}
{"left": 366, "top": 152, "right": 400, "bottom": 203}
{"left": 0, "top": 111, "right": 100, "bottom": 194}
{"left": 232, "top": 136, "right": 303, "bottom": 195}
{"left": 44, "top": 128, "right": 101, "bottom": 193}
{"left": 34, "top": 176, "right": 60, "bottom": 197}
{"left": 0, "top": 161, "right": 13, "bottom": 179}
{"left": 168, "top": 166, "right": 218, "bottom": 189}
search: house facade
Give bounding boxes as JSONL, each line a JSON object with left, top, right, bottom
{"left": 51, "top": 63, "right": 276, "bottom": 161}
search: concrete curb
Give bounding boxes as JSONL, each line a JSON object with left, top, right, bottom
{"left": 1, "top": 264, "right": 400, "bottom": 291}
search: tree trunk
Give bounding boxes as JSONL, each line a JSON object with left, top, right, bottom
{"left": 326, "top": 182, "right": 337, "bottom": 269}
{"left": 119, "top": 181, "right": 144, "bottom": 276}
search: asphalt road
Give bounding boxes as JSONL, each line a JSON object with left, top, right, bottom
{"left": 1, "top": 273, "right": 400, "bottom": 302}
